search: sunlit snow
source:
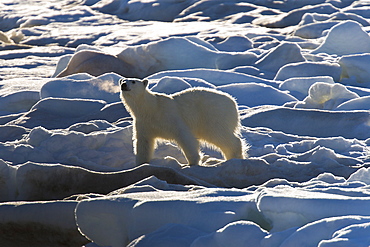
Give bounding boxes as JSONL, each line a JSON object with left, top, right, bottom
{"left": 1, "top": 0, "right": 370, "bottom": 246}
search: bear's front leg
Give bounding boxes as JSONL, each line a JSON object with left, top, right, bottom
{"left": 134, "top": 132, "right": 155, "bottom": 166}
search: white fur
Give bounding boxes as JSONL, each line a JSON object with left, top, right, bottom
{"left": 120, "top": 78, "right": 247, "bottom": 166}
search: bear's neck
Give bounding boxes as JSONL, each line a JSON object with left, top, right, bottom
{"left": 123, "top": 90, "right": 157, "bottom": 119}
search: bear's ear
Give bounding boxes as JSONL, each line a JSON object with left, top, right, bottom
{"left": 143, "top": 79, "right": 149, "bottom": 87}
{"left": 119, "top": 78, "right": 125, "bottom": 86}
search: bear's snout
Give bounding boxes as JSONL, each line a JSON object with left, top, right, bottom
{"left": 121, "top": 82, "right": 130, "bottom": 91}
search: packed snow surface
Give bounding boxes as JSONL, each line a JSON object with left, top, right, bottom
{"left": 1, "top": 0, "right": 370, "bottom": 246}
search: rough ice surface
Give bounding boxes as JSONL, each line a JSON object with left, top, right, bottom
{"left": 279, "top": 76, "right": 335, "bottom": 100}
{"left": 2, "top": 0, "right": 370, "bottom": 246}
{"left": 339, "top": 53, "right": 370, "bottom": 83}
{"left": 294, "top": 82, "right": 359, "bottom": 110}
{"left": 311, "top": 21, "right": 370, "bottom": 55}
{"left": 75, "top": 170, "right": 370, "bottom": 247}
{"left": 274, "top": 61, "right": 342, "bottom": 81}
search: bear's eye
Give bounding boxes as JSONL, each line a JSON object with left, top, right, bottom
{"left": 132, "top": 81, "right": 136, "bottom": 84}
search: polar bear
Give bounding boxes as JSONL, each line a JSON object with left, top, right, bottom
{"left": 119, "top": 78, "right": 247, "bottom": 166}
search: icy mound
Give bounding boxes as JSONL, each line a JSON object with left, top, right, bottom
{"left": 339, "top": 53, "right": 370, "bottom": 83}
{"left": 0, "top": 199, "right": 86, "bottom": 246}
{"left": 255, "top": 42, "right": 305, "bottom": 74}
{"left": 242, "top": 106, "right": 370, "bottom": 139}
{"left": 41, "top": 73, "right": 121, "bottom": 103}
{"left": 148, "top": 68, "right": 273, "bottom": 86}
{"left": 336, "top": 96, "right": 370, "bottom": 111}
{"left": 218, "top": 83, "right": 297, "bottom": 107}
{"left": 55, "top": 50, "right": 135, "bottom": 78}
{"left": 54, "top": 37, "right": 258, "bottom": 78}
{"left": 150, "top": 76, "right": 215, "bottom": 94}
{"left": 7, "top": 98, "right": 107, "bottom": 129}
{"left": 74, "top": 169, "right": 370, "bottom": 247}
{"left": 275, "top": 61, "right": 342, "bottom": 81}
{"left": 312, "top": 20, "right": 370, "bottom": 55}
{"left": 212, "top": 35, "right": 253, "bottom": 52}
{"left": 117, "top": 37, "right": 258, "bottom": 78}
{"left": 0, "top": 91, "right": 39, "bottom": 116}
{"left": 75, "top": 187, "right": 260, "bottom": 246}
{"left": 279, "top": 76, "right": 335, "bottom": 100}
{"left": 176, "top": 1, "right": 259, "bottom": 22}
{"left": 253, "top": 3, "right": 338, "bottom": 28}
{"left": 92, "top": 0, "right": 192, "bottom": 22}
{"left": 0, "top": 124, "right": 135, "bottom": 169}
{"left": 295, "top": 82, "right": 359, "bottom": 110}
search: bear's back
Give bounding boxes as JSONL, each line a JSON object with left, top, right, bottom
{"left": 171, "top": 87, "right": 239, "bottom": 137}
{"left": 172, "top": 87, "right": 236, "bottom": 108}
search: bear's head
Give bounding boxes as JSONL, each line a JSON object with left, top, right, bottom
{"left": 119, "top": 78, "right": 148, "bottom": 94}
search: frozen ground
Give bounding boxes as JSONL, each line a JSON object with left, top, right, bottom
{"left": 1, "top": 0, "right": 370, "bottom": 246}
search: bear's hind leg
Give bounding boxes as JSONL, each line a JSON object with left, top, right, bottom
{"left": 212, "top": 133, "right": 246, "bottom": 160}
{"left": 176, "top": 132, "right": 200, "bottom": 166}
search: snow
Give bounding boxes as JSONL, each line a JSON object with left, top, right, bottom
{"left": 74, "top": 169, "right": 370, "bottom": 247}
{"left": 279, "top": 76, "right": 335, "bottom": 100}
{"left": 2, "top": 0, "right": 370, "bottom": 246}
{"left": 0, "top": 200, "right": 87, "bottom": 246}
{"left": 212, "top": 35, "right": 253, "bottom": 52}
{"left": 255, "top": 42, "right": 305, "bottom": 75}
{"left": 339, "top": 53, "right": 370, "bottom": 83}
{"left": 311, "top": 21, "right": 370, "bottom": 55}
{"left": 294, "top": 82, "right": 359, "bottom": 110}
{"left": 41, "top": 73, "right": 122, "bottom": 103}
{"left": 150, "top": 76, "right": 216, "bottom": 94}
{"left": 274, "top": 61, "right": 342, "bottom": 81}
{"left": 218, "top": 83, "right": 297, "bottom": 107}
{"left": 116, "top": 37, "right": 258, "bottom": 77}
{"left": 241, "top": 106, "right": 370, "bottom": 139}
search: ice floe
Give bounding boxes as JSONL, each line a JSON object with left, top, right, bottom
{"left": 2, "top": 0, "right": 370, "bottom": 246}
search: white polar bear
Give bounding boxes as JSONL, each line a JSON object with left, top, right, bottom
{"left": 119, "top": 78, "right": 247, "bottom": 166}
